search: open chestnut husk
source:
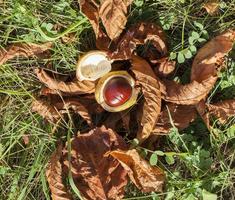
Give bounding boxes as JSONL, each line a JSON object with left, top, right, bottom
{"left": 95, "top": 71, "right": 138, "bottom": 112}
{"left": 76, "top": 51, "right": 112, "bottom": 81}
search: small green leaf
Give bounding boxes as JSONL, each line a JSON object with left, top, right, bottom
{"left": 191, "top": 31, "right": 200, "bottom": 39}
{"left": 150, "top": 153, "right": 158, "bottom": 166}
{"left": 202, "top": 189, "right": 217, "bottom": 200}
{"left": 202, "top": 30, "right": 209, "bottom": 39}
{"left": 188, "top": 37, "right": 195, "bottom": 45}
{"left": 177, "top": 52, "right": 185, "bottom": 63}
{"left": 165, "top": 155, "right": 175, "bottom": 165}
{"left": 155, "top": 150, "right": 165, "bottom": 156}
{"left": 194, "top": 21, "right": 204, "bottom": 30}
{"left": 170, "top": 52, "right": 177, "bottom": 60}
{"left": 189, "top": 45, "right": 197, "bottom": 54}
{"left": 184, "top": 49, "right": 193, "bottom": 59}
{"left": 198, "top": 38, "right": 207, "bottom": 43}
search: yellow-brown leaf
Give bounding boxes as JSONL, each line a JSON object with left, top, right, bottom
{"left": 35, "top": 68, "right": 95, "bottom": 94}
{"left": 0, "top": 43, "right": 52, "bottom": 65}
{"left": 131, "top": 56, "right": 162, "bottom": 142}
{"left": 108, "top": 149, "right": 165, "bottom": 193}
{"left": 46, "top": 144, "right": 72, "bottom": 200}
{"left": 99, "top": 0, "right": 133, "bottom": 40}
{"left": 62, "top": 126, "right": 128, "bottom": 200}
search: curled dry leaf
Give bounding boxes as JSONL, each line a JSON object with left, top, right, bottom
{"left": 197, "top": 99, "right": 235, "bottom": 130}
{"left": 80, "top": 0, "right": 111, "bottom": 51}
{"left": 80, "top": 0, "right": 100, "bottom": 37}
{"left": 32, "top": 97, "right": 93, "bottom": 125}
{"left": 163, "top": 76, "right": 218, "bottom": 105}
{"left": 53, "top": 99, "right": 93, "bottom": 125}
{"left": 153, "top": 104, "right": 197, "bottom": 134}
{"left": 191, "top": 30, "right": 235, "bottom": 82}
{"left": 196, "top": 100, "right": 211, "bottom": 129}
{"left": 207, "top": 99, "right": 235, "bottom": 124}
{"left": 203, "top": 0, "right": 220, "bottom": 16}
{"left": 35, "top": 68, "right": 95, "bottom": 94}
{"left": 163, "top": 30, "right": 235, "bottom": 105}
{"left": 110, "top": 22, "right": 167, "bottom": 60}
{"left": 154, "top": 57, "right": 176, "bottom": 78}
{"left": 46, "top": 144, "right": 72, "bottom": 200}
{"left": 62, "top": 126, "right": 128, "bottom": 200}
{"left": 131, "top": 56, "right": 162, "bottom": 142}
{"left": 0, "top": 42, "right": 52, "bottom": 65}
{"left": 31, "top": 99, "right": 62, "bottom": 123}
{"left": 108, "top": 149, "right": 165, "bottom": 193}
{"left": 99, "top": 0, "right": 133, "bottom": 40}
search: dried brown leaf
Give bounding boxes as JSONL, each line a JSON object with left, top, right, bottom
{"left": 196, "top": 100, "right": 211, "bottom": 129}
{"left": 53, "top": 99, "right": 93, "bottom": 125}
{"left": 0, "top": 43, "right": 52, "bottom": 65}
{"left": 207, "top": 99, "right": 235, "bottom": 124}
{"left": 110, "top": 22, "right": 167, "bottom": 60}
{"left": 99, "top": 0, "right": 133, "bottom": 40}
{"left": 163, "top": 31, "right": 235, "bottom": 106}
{"left": 46, "top": 144, "right": 72, "bottom": 200}
{"left": 31, "top": 99, "right": 62, "bottom": 123}
{"left": 163, "top": 76, "right": 218, "bottom": 105}
{"left": 197, "top": 99, "right": 235, "bottom": 130}
{"left": 32, "top": 97, "right": 93, "bottom": 125}
{"left": 191, "top": 30, "right": 235, "bottom": 82}
{"left": 203, "top": 0, "right": 220, "bottom": 15}
{"left": 35, "top": 68, "right": 95, "bottom": 94}
{"left": 108, "top": 149, "right": 165, "bottom": 193}
{"left": 80, "top": 0, "right": 100, "bottom": 37}
{"left": 154, "top": 57, "right": 176, "bottom": 78}
{"left": 153, "top": 104, "right": 197, "bottom": 134}
{"left": 62, "top": 126, "right": 128, "bottom": 200}
{"left": 131, "top": 56, "right": 162, "bottom": 142}
{"left": 79, "top": 0, "right": 112, "bottom": 50}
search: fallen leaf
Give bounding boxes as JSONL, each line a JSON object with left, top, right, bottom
{"left": 110, "top": 22, "right": 167, "bottom": 60}
{"left": 207, "top": 99, "right": 235, "bottom": 124}
{"left": 46, "top": 144, "right": 72, "bottom": 200}
{"left": 62, "top": 126, "right": 128, "bottom": 200}
{"left": 191, "top": 30, "right": 235, "bottom": 82}
{"left": 153, "top": 104, "right": 197, "bottom": 134}
{"left": 131, "top": 56, "right": 162, "bottom": 142}
{"left": 163, "top": 31, "right": 235, "bottom": 106}
{"left": 203, "top": 0, "right": 220, "bottom": 15}
{"left": 79, "top": 0, "right": 100, "bottom": 37}
{"left": 108, "top": 149, "right": 165, "bottom": 193}
{"left": 32, "top": 97, "right": 93, "bottom": 125}
{"left": 35, "top": 68, "right": 95, "bottom": 94}
{"left": 163, "top": 76, "right": 218, "bottom": 105}
{"left": 197, "top": 99, "right": 235, "bottom": 130}
{"left": 154, "top": 57, "right": 176, "bottom": 77}
{"left": 31, "top": 99, "right": 62, "bottom": 123}
{"left": 79, "top": 0, "right": 112, "bottom": 50}
{"left": 0, "top": 43, "right": 52, "bottom": 65}
{"left": 53, "top": 99, "right": 93, "bottom": 126}
{"left": 99, "top": 0, "right": 133, "bottom": 40}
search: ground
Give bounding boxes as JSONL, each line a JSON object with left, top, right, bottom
{"left": 0, "top": 0, "right": 235, "bottom": 200}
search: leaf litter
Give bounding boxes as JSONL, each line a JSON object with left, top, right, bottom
{"left": 1, "top": 0, "right": 234, "bottom": 199}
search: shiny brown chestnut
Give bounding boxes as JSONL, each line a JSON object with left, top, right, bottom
{"left": 95, "top": 71, "right": 138, "bottom": 112}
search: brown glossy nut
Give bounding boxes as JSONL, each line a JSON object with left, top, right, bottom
{"left": 95, "top": 71, "right": 138, "bottom": 112}
{"left": 103, "top": 77, "right": 132, "bottom": 107}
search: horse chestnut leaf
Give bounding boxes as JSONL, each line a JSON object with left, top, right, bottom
{"left": 103, "top": 77, "right": 132, "bottom": 107}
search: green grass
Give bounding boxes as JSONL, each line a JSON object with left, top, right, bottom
{"left": 0, "top": 0, "right": 235, "bottom": 199}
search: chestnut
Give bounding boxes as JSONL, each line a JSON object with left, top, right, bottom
{"left": 95, "top": 71, "right": 138, "bottom": 112}
{"left": 103, "top": 77, "right": 132, "bottom": 107}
